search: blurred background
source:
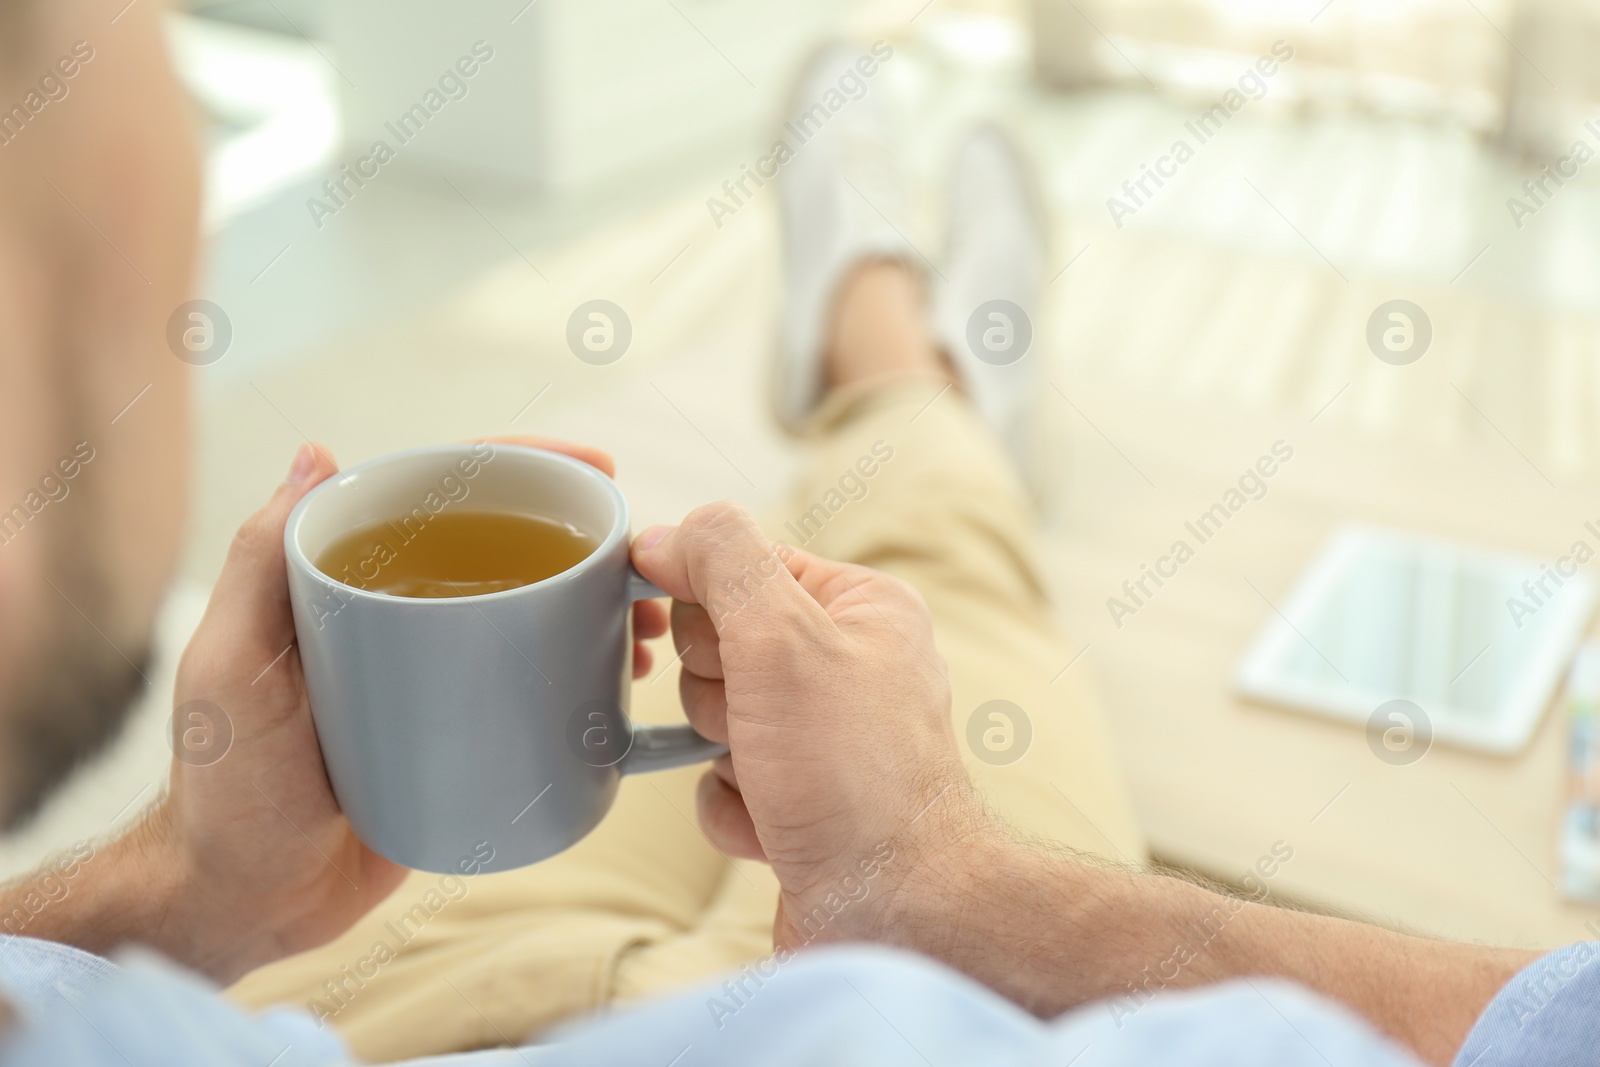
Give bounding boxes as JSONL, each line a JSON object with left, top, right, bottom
{"left": 12, "top": 0, "right": 1600, "bottom": 958}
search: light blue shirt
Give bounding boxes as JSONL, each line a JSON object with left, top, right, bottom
{"left": 0, "top": 933, "right": 1590, "bottom": 1066}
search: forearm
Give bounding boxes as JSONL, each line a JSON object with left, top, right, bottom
{"left": 885, "top": 830, "right": 1533, "bottom": 1067}
{"left": 0, "top": 806, "right": 243, "bottom": 983}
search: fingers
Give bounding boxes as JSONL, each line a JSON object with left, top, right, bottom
{"left": 631, "top": 502, "right": 822, "bottom": 635}
{"left": 669, "top": 601, "right": 728, "bottom": 739}
{"left": 202, "top": 443, "right": 339, "bottom": 665}
{"left": 631, "top": 641, "right": 653, "bottom": 680}
{"left": 630, "top": 600, "right": 669, "bottom": 679}
{"left": 474, "top": 435, "right": 615, "bottom": 478}
{"left": 632, "top": 598, "right": 669, "bottom": 641}
{"left": 633, "top": 503, "right": 892, "bottom": 629}
{"left": 678, "top": 670, "right": 728, "bottom": 743}
{"left": 697, "top": 763, "right": 765, "bottom": 862}
{"left": 669, "top": 600, "right": 722, "bottom": 679}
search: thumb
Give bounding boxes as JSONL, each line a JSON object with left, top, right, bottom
{"left": 630, "top": 501, "right": 819, "bottom": 634}
{"left": 203, "top": 443, "right": 339, "bottom": 666}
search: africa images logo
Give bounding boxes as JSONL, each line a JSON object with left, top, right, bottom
{"left": 306, "top": 41, "right": 495, "bottom": 229}
{"left": 1106, "top": 40, "right": 1294, "bottom": 228}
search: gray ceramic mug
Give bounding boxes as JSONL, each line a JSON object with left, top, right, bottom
{"left": 283, "top": 442, "right": 725, "bottom": 874}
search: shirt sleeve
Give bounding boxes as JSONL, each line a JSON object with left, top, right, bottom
{"left": 0, "top": 935, "right": 1432, "bottom": 1067}
{"left": 534, "top": 945, "right": 1424, "bottom": 1067}
{"left": 0, "top": 944, "right": 349, "bottom": 1067}
{"left": 0, "top": 935, "right": 119, "bottom": 1025}
{"left": 1453, "top": 941, "right": 1600, "bottom": 1067}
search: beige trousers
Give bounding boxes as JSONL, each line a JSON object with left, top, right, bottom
{"left": 228, "top": 380, "right": 1146, "bottom": 1062}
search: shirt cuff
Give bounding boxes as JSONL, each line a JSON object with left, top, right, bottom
{"left": 1454, "top": 940, "right": 1600, "bottom": 1067}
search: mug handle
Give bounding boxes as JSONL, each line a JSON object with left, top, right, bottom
{"left": 620, "top": 566, "right": 730, "bottom": 775}
{"left": 626, "top": 569, "right": 667, "bottom": 602}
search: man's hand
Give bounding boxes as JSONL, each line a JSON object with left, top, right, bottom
{"left": 0, "top": 437, "right": 666, "bottom": 985}
{"left": 150, "top": 441, "right": 401, "bottom": 983}
{"left": 630, "top": 500, "right": 985, "bottom": 947}
{"left": 634, "top": 501, "right": 1534, "bottom": 1067}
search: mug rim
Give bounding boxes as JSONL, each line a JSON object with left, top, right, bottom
{"left": 283, "top": 443, "right": 630, "bottom": 605}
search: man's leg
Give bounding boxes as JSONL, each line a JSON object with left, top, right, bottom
{"left": 791, "top": 261, "right": 1145, "bottom": 860}
{"left": 606, "top": 261, "right": 1145, "bottom": 1003}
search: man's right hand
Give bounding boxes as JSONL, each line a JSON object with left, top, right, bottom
{"left": 635, "top": 506, "right": 1544, "bottom": 1067}
{"left": 631, "top": 501, "right": 987, "bottom": 946}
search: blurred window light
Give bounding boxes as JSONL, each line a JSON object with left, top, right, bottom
{"left": 920, "top": 12, "right": 1029, "bottom": 72}
{"left": 166, "top": 13, "right": 339, "bottom": 230}
{"left": 1033, "top": 0, "right": 1521, "bottom": 135}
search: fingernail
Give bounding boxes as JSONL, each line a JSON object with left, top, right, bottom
{"left": 286, "top": 444, "right": 316, "bottom": 485}
{"left": 635, "top": 526, "right": 669, "bottom": 551}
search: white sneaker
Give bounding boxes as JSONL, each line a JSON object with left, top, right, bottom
{"left": 774, "top": 41, "right": 917, "bottom": 432}
{"left": 932, "top": 125, "right": 1049, "bottom": 489}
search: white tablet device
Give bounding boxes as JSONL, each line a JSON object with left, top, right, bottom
{"left": 1236, "top": 524, "right": 1599, "bottom": 755}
